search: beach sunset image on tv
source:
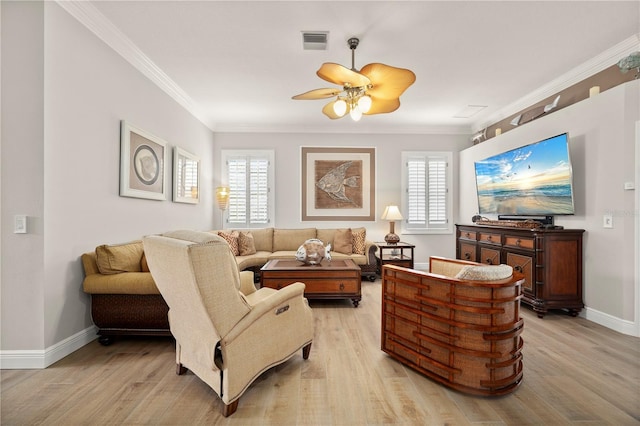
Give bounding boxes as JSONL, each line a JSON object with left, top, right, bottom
{"left": 474, "top": 133, "right": 575, "bottom": 215}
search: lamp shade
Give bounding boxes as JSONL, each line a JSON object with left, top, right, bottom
{"left": 381, "top": 205, "right": 403, "bottom": 244}
{"left": 216, "top": 186, "right": 230, "bottom": 211}
{"left": 381, "top": 205, "right": 403, "bottom": 221}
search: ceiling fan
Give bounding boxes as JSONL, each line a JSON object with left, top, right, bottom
{"left": 292, "top": 37, "right": 416, "bottom": 121}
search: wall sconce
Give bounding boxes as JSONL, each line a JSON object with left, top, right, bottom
{"left": 216, "top": 186, "right": 230, "bottom": 211}
{"left": 381, "top": 205, "right": 403, "bottom": 244}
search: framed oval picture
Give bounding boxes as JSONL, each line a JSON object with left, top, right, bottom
{"left": 119, "top": 120, "right": 169, "bottom": 201}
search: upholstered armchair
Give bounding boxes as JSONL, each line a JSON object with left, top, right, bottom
{"left": 143, "top": 230, "right": 314, "bottom": 416}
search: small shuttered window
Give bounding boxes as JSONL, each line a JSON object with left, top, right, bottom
{"left": 222, "top": 150, "right": 274, "bottom": 228}
{"left": 402, "top": 151, "right": 452, "bottom": 233}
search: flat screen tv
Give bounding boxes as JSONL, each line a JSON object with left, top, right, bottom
{"left": 474, "top": 133, "right": 575, "bottom": 216}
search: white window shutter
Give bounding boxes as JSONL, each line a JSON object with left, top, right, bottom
{"left": 222, "top": 150, "right": 274, "bottom": 228}
{"left": 402, "top": 151, "right": 452, "bottom": 233}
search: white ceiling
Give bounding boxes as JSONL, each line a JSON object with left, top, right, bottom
{"left": 70, "top": 1, "right": 639, "bottom": 134}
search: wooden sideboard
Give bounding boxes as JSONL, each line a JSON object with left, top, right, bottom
{"left": 456, "top": 224, "right": 584, "bottom": 318}
{"left": 381, "top": 261, "right": 524, "bottom": 396}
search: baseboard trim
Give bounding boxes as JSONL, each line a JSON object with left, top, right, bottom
{"left": 0, "top": 326, "right": 97, "bottom": 369}
{"left": 584, "top": 307, "right": 638, "bottom": 337}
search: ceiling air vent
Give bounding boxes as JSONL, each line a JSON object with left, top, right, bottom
{"left": 302, "top": 31, "right": 328, "bottom": 50}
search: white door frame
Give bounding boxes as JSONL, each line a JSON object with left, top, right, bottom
{"left": 634, "top": 121, "right": 640, "bottom": 337}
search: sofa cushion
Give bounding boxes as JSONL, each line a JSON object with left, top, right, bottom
{"left": 232, "top": 227, "right": 273, "bottom": 252}
{"left": 238, "top": 231, "right": 257, "bottom": 256}
{"left": 352, "top": 227, "right": 367, "bottom": 255}
{"left": 333, "top": 228, "right": 353, "bottom": 254}
{"left": 330, "top": 252, "right": 368, "bottom": 266}
{"left": 83, "top": 272, "right": 160, "bottom": 294}
{"left": 455, "top": 264, "right": 513, "bottom": 281}
{"left": 218, "top": 231, "right": 240, "bottom": 255}
{"left": 273, "top": 228, "right": 316, "bottom": 251}
{"left": 95, "top": 241, "right": 144, "bottom": 275}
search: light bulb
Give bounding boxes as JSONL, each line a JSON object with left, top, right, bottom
{"left": 350, "top": 105, "right": 362, "bottom": 121}
{"left": 358, "top": 95, "right": 372, "bottom": 113}
{"left": 333, "top": 99, "right": 347, "bottom": 117}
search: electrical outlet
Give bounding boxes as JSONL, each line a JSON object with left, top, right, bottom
{"left": 603, "top": 214, "right": 613, "bottom": 229}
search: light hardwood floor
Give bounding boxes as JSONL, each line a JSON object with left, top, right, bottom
{"left": 2, "top": 279, "right": 639, "bottom": 425}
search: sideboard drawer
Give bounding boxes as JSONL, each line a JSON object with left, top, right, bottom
{"left": 479, "top": 232, "right": 501, "bottom": 245}
{"left": 459, "top": 230, "right": 477, "bottom": 241}
{"left": 504, "top": 235, "right": 534, "bottom": 250}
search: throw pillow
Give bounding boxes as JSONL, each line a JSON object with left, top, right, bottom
{"left": 238, "top": 231, "right": 257, "bottom": 256}
{"left": 95, "top": 241, "right": 144, "bottom": 275}
{"left": 218, "top": 230, "right": 240, "bottom": 256}
{"left": 333, "top": 228, "right": 353, "bottom": 254}
{"left": 454, "top": 264, "right": 513, "bottom": 281}
{"left": 352, "top": 227, "right": 366, "bottom": 255}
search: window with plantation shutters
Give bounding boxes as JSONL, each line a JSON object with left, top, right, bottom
{"left": 221, "top": 150, "right": 274, "bottom": 228}
{"left": 401, "top": 151, "right": 452, "bottom": 234}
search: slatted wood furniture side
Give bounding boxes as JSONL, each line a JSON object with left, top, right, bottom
{"left": 381, "top": 261, "right": 525, "bottom": 396}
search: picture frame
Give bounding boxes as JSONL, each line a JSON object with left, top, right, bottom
{"left": 173, "top": 147, "right": 200, "bottom": 204}
{"left": 301, "top": 147, "right": 376, "bottom": 221}
{"left": 120, "top": 121, "right": 168, "bottom": 201}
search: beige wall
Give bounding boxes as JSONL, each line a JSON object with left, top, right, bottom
{"left": 1, "top": 2, "right": 215, "bottom": 361}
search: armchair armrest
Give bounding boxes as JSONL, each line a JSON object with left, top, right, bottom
{"left": 223, "top": 282, "right": 307, "bottom": 344}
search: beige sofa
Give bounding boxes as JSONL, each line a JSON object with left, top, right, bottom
{"left": 82, "top": 227, "right": 378, "bottom": 344}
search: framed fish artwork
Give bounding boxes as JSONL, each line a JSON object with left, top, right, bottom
{"left": 301, "top": 147, "right": 376, "bottom": 221}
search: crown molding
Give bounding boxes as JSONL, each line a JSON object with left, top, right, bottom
{"left": 472, "top": 33, "right": 640, "bottom": 132}
{"left": 212, "top": 123, "right": 471, "bottom": 135}
{"left": 55, "top": 1, "right": 210, "bottom": 129}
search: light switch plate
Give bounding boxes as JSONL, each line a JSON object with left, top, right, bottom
{"left": 14, "top": 215, "right": 27, "bottom": 234}
{"left": 603, "top": 214, "right": 613, "bottom": 229}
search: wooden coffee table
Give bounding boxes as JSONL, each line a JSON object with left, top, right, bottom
{"left": 260, "top": 258, "right": 361, "bottom": 307}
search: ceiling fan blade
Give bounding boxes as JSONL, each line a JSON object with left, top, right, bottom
{"left": 364, "top": 97, "right": 401, "bottom": 115}
{"left": 292, "top": 88, "right": 342, "bottom": 100}
{"left": 317, "top": 63, "right": 371, "bottom": 87}
{"left": 360, "top": 63, "right": 416, "bottom": 99}
{"left": 322, "top": 100, "right": 346, "bottom": 119}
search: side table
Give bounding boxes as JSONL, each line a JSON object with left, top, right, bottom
{"left": 375, "top": 242, "right": 415, "bottom": 274}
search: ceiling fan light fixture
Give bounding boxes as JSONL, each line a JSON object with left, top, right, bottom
{"left": 358, "top": 95, "right": 372, "bottom": 113}
{"left": 350, "top": 106, "right": 363, "bottom": 121}
{"left": 333, "top": 99, "right": 347, "bottom": 117}
{"left": 292, "top": 36, "right": 415, "bottom": 121}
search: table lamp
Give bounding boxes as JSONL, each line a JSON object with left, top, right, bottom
{"left": 381, "top": 205, "right": 403, "bottom": 244}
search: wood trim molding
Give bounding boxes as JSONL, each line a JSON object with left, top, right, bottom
{"left": 54, "top": 1, "right": 208, "bottom": 128}
{"left": 473, "top": 34, "right": 640, "bottom": 139}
